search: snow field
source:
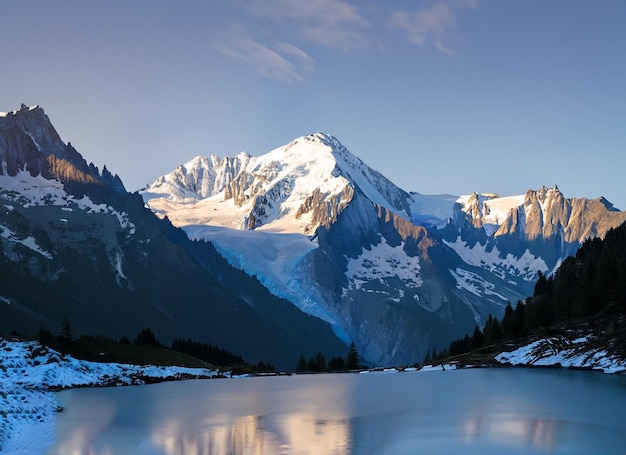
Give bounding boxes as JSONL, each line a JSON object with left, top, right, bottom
{"left": 495, "top": 336, "right": 626, "bottom": 374}
{"left": 0, "top": 339, "right": 220, "bottom": 454}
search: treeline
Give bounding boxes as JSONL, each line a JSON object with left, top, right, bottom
{"left": 296, "top": 342, "right": 361, "bottom": 372}
{"left": 35, "top": 323, "right": 275, "bottom": 371}
{"left": 170, "top": 338, "right": 246, "bottom": 367}
{"left": 170, "top": 338, "right": 276, "bottom": 373}
{"left": 526, "top": 224, "right": 626, "bottom": 324}
{"left": 429, "top": 302, "right": 525, "bottom": 361}
{"left": 435, "top": 223, "right": 626, "bottom": 361}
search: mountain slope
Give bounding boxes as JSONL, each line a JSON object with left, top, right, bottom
{"left": 445, "top": 188, "right": 626, "bottom": 280}
{"left": 144, "top": 134, "right": 626, "bottom": 366}
{"left": 0, "top": 106, "right": 347, "bottom": 370}
{"left": 144, "top": 133, "right": 413, "bottom": 234}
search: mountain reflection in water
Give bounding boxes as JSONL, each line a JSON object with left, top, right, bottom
{"left": 49, "top": 369, "right": 626, "bottom": 455}
{"left": 149, "top": 413, "right": 349, "bottom": 455}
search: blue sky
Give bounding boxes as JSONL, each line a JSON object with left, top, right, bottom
{"left": 2, "top": 1, "right": 625, "bottom": 209}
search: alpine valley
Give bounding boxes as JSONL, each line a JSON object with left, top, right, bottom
{"left": 0, "top": 106, "right": 346, "bottom": 370}
{"left": 142, "top": 132, "right": 626, "bottom": 366}
{"left": 2, "top": 105, "right": 626, "bottom": 367}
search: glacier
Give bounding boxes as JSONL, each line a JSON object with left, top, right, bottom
{"left": 142, "top": 133, "right": 626, "bottom": 365}
{"left": 184, "top": 224, "right": 350, "bottom": 342}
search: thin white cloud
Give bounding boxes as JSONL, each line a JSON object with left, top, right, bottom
{"left": 244, "top": 0, "right": 365, "bottom": 24}
{"left": 214, "top": 33, "right": 315, "bottom": 83}
{"left": 241, "top": 0, "right": 370, "bottom": 52}
{"left": 390, "top": 0, "right": 479, "bottom": 54}
{"left": 216, "top": 1, "right": 478, "bottom": 81}
{"left": 274, "top": 41, "right": 316, "bottom": 73}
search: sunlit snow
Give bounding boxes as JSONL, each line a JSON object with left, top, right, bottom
{"left": 143, "top": 133, "right": 413, "bottom": 235}
{"left": 456, "top": 193, "right": 525, "bottom": 229}
{"left": 0, "top": 105, "right": 39, "bottom": 118}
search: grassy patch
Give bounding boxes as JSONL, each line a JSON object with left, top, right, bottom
{"left": 74, "top": 343, "right": 217, "bottom": 369}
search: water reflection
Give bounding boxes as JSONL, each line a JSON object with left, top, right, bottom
{"left": 463, "top": 413, "right": 561, "bottom": 451}
{"left": 49, "top": 370, "right": 626, "bottom": 455}
{"left": 50, "top": 393, "right": 119, "bottom": 455}
{"left": 145, "top": 374, "right": 353, "bottom": 454}
{"left": 148, "top": 413, "right": 349, "bottom": 455}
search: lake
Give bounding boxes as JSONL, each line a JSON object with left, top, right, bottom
{"left": 48, "top": 368, "right": 626, "bottom": 454}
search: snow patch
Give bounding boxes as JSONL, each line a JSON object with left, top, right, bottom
{"left": 0, "top": 171, "right": 135, "bottom": 234}
{"left": 444, "top": 236, "right": 548, "bottom": 281}
{"left": 0, "top": 339, "right": 220, "bottom": 454}
{"left": 495, "top": 336, "right": 626, "bottom": 373}
{"left": 344, "top": 236, "right": 422, "bottom": 297}
{"left": 456, "top": 193, "right": 525, "bottom": 228}
{"left": 419, "top": 363, "right": 458, "bottom": 372}
{"left": 449, "top": 268, "right": 508, "bottom": 301}
{"left": 0, "top": 225, "right": 52, "bottom": 259}
{"left": 112, "top": 249, "right": 133, "bottom": 287}
{"left": 25, "top": 131, "right": 43, "bottom": 152}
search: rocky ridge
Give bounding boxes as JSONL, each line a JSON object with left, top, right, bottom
{"left": 0, "top": 106, "right": 348, "bottom": 370}
{"left": 144, "top": 133, "right": 626, "bottom": 366}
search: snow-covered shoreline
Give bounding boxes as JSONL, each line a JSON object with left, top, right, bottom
{"left": 495, "top": 335, "right": 626, "bottom": 374}
{"left": 0, "top": 339, "right": 221, "bottom": 455}
{"left": 2, "top": 336, "right": 624, "bottom": 454}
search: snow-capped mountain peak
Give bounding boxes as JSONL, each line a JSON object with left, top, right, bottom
{"left": 143, "top": 133, "right": 412, "bottom": 234}
{"left": 451, "top": 185, "right": 626, "bottom": 244}
{"left": 147, "top": 152, "right": 253, "bottom": 200}
{"left": 141, "top": 131, "right": 626, "bottom": 366}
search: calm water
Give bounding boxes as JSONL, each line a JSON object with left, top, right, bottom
{"left": 48, "top": 368, "right": 626, "bottom": 455}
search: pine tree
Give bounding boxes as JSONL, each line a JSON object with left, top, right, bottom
{"left": 346, "top": 342, "right": 360, "bottom": 370}
{"left": 57, "top": 317, "right": 73, "bottom": 353}
{"left": 314, "top": 351, "right": 327, "bottom": 372}
{"left": 534, "top": 270, "right": 549, "bottom": 295}
{"left": 483, "top": 314, "right": 503, "bottom": 345}
{"left": 502, "top": 302, "right": 515, "bottom": 338}
{"left": 37, "top": 327, "right": 54, "bottom": 346}
{"left": 135, "top": 327, "right": 161, "bottom": 347}
{"left": 471, "top": 325, "right": 483, "bottom": 350}
{"left": 328, "top": 356, "right": 345, "bottom": 371}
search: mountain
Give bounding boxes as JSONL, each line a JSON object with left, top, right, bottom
{"left": 0, "top": 105, "right": 347, "bottom": 370}
{"left": 144, "top": 133, "right": 626, "bottom": 366}
{"left": 144, "top": 133, "right": 413, "bottom": 234}
{"left": 449, "top": 222, "right": 626, "bottom": 373}
{"left": 4, "top": 104, "right": 623, "bottom": 369}
{"left": 444, "top": 187, "right": 626, "bottom": 282}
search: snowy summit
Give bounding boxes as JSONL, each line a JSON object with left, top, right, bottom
{"left": 143, "top": 133, "right": 412, "bottom": 235}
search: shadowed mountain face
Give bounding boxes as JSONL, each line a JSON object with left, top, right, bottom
{"left": 144, "top": 133, "right": 626, "bottom": 366}
{"left": 0, "top": 106, "right": 347, "bottom": 370}
{"left": 3, "top": 105, "right": 625, "bottom": 367}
